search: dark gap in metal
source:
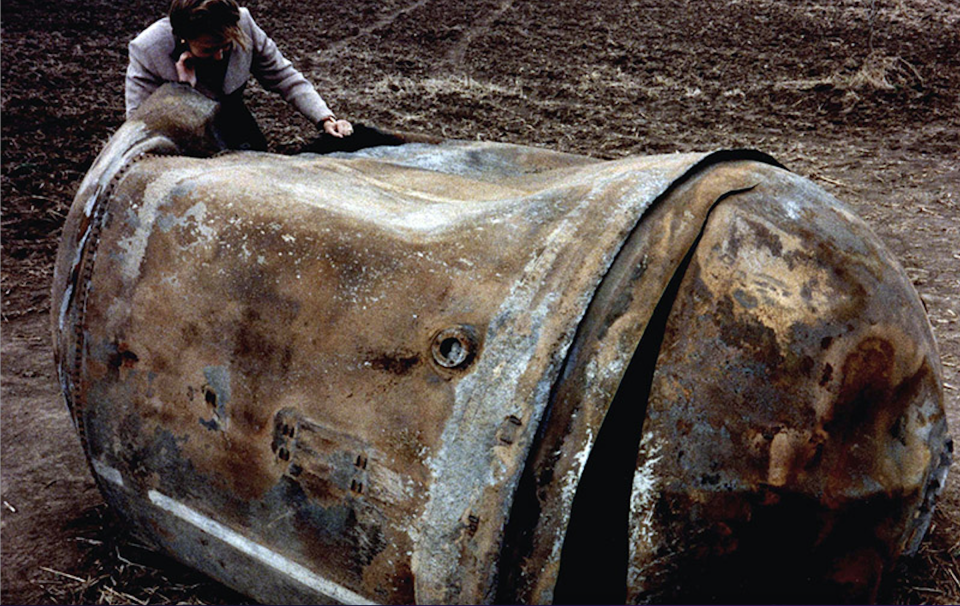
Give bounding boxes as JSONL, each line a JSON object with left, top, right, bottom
{"left": 494, "top": 160, "right": 767, "bottom": 604}
{"left": 549, "top": 185, "right": 758, "bottom": 604}
{"left": 549, "top": 228, "right": 698, "bottom": 604}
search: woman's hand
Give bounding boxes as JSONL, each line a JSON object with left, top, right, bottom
{"left": 176, "top": 51, "right": 197, "bottom": 87}
{"left": 322, "top": 117, "right": 354, "bottom": 138}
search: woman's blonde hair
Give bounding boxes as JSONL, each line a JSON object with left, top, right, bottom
{"left": 169, "top": 0, "right": 249, "bottom": 49}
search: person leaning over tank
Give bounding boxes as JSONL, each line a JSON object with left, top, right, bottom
{"left": 125, "top": 0, "right": 353, "bottom": 150}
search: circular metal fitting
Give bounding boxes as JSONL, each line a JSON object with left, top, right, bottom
{"left": 431, "top": 325, "right": 479, "bottom": 370}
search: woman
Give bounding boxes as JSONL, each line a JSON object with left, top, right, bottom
{"left": 126, "top": 0, "right": 353, "bottom": 150}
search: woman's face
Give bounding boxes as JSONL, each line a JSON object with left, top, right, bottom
{"left": 186, "top": 34, "right": 231, "bottom": 61}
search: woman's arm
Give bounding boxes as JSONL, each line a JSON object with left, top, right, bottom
{"left": 246, "top": 13, "right": 336, "bottom": 126}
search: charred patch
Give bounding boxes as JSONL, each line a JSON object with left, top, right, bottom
{"left": 106, "top": 341, "right": 139, "bottom": 370}
{"left": 743, "top": 217, "right": 784, "bottom": 259}
{"left": 820, "top": 363, "right": 834, "bottom": 386}
{"left": 826, "top": 337, "right": 897, "bottom": 436}
{"left": 367, "top": 351, "right": 421, "bottom": 375}
{"left": 716, "top": 295, "right": 784, "bottom": 368}
{"left": 633, "top": 488, "right": 898, "bottom": 604}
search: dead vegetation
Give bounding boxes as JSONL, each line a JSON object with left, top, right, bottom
{"left": 31, "top": 505, "right": 251, "bottom": 606}
{"left": 885, "top": 507, "right": 960, "bottom": 604}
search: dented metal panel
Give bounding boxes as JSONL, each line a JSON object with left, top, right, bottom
{"left": 52, "top": 84, "right": 949, "bottom": 604}
{"left": 623, "top": 169, "right": 951, "bottom": 604}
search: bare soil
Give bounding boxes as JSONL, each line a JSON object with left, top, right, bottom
{"left": 2, "top": 0, "right": 958, "bottom": 603}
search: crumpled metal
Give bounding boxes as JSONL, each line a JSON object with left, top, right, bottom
{"left": 52, "top": 84, "right": 950, "bottom": 604}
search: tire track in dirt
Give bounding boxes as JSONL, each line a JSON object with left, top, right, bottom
{"left": 321, "top": 0, "right": 433, "bottom": 54}
{"left": 445, "top": 0, "right": 515, "bottom": 68}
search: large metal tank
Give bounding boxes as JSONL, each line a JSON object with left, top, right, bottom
{"left": 52, "top": 84, "right": 950, "bottom": 604}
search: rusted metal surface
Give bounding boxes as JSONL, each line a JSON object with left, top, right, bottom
{"left": 52, "top": 84, "right": 949, "bottom": 604}
{"left": 620, "top": 169, "right": 951, "bottom": 604}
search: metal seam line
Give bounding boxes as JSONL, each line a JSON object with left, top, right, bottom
{"left": 146, "top": 489, "right": 379, "bottom": 605}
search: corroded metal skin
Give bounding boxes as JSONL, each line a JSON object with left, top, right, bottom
{"left": 620, "top": 169, "right": 951, "bottom": 604}
{"left": 52, "top": 85, "right": 949, "bottom": 604}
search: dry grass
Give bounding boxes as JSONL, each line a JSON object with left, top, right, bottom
{"left": 846, "top": 51, "right": 924, "bottom": 91}
{"left": 33, "top": 502, "right": 959, "bottom": 605}
{"left": 885, "top": 507, "right": 960, "bottom": 605}
{"left": 773, "top": 52, "right": 923, "bottom": 94}
{"left": 32, "top": 506, "right": 251, "bottom": 606}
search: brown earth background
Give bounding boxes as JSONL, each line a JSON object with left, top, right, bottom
{"left": 2, "top": 0, "right": 959, "bottom": 603}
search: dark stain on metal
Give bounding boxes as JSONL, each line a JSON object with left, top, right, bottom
{"left": 106, "top": 341, "right": 139, "bottom": 370}
{"left": 368, "top": 350, "right": 421, "bottom": 375}
{"left": 742, "top": 216, "right": 784, "bottom": 259}
{"left": 732, "top": 288, "right": 759, "bottom": 309}
{"left": 715, "top": 295, "right": 781, "bottom": 365}
{"left": 497, "top": 415, "right": 523, "bottom": 446}
{"left": 467, "top": 514, "right": 481, "bottom": 536}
